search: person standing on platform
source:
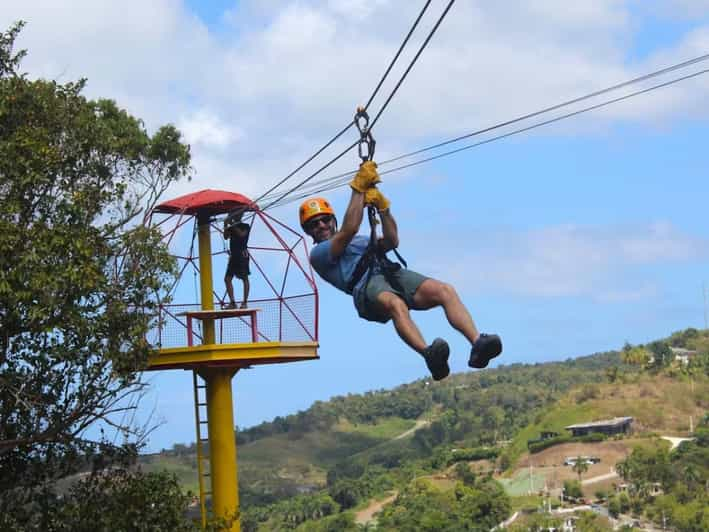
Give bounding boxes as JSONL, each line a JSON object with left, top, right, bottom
{"left": 223, "top": 209, "right": 251, "bottom": 309}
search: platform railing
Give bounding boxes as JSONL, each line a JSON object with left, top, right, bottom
{"left": 149, "top": 293, "right": 317, "bottom": 349}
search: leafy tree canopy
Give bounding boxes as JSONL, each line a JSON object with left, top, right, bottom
{"left": 0, "top": 21, "right": 192, "bottom": 529}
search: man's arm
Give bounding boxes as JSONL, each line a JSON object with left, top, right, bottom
{"left": 328, "top": 189, "right": 365, "bottom": 258}
{"left": 377, "top": 208, "right": 399, "bottom": 252}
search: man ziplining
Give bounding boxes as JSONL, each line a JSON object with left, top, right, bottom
{"left": 299, "top": 161, "right": 502, "bottom": 381}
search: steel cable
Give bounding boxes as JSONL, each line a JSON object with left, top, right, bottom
{"left": 266, "top": 67, "right": 709, "bottom": 209}
{"left": 260, "top": 53, "right": 709, "bottom": 207}
{"left": 259, "top": 1, "right": 456, "bottom": 210}
{"left": 252, "top": 0, "right": 434, "bottom": 206}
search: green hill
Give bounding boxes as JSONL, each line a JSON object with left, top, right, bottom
{"left": 139, "top": 328, "right": 709, "bottom": 531}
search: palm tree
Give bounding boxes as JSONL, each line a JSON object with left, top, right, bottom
{"left": 572, "top": 456, "right": 589, "bottom": 482}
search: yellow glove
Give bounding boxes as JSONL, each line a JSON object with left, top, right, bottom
{"left": 349, "top": 161, "right": 381, "bottom": 192}
{"left": 364, "top": 187, "right": 391, "bottom": 212}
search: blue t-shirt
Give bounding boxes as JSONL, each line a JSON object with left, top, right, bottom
{"left": 310, "top": 235, "right": 371, "bottom": 295}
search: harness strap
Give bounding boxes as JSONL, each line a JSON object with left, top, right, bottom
{"left": 345, "top": 206, "right": 407, "bottom": 294}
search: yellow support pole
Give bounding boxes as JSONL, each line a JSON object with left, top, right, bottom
{"left": 196, "top": 213, "right": 240, "bottom": 530}
{"left": 197, "top": 214, "right": 215, "bottom": 344}
{"left": 204, "top": 368, "right": 240, "bottom": 531}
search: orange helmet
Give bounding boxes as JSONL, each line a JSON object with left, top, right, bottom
{"left": 299, "top": 197, "right": 335, "bottom": 228}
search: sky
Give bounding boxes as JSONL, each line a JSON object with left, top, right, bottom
{"left": 2, "top": 1, "right": 709, "bottom": 452}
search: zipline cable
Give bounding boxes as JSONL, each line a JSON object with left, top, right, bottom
{"left": 250, "top": 120, "right": 355, "bottom": 208}
{"left": 259, "top": 0, "right": 457, "bottom": 211}
{"left": 369, "top": 0, "right": 455, "bottom": 131}
{"left": 259, "top": 139, "right": 359, "bottom": 211}
{"left": 363, "top": 0, "right": 433, "bottom": 112}
{"left": 380, "top": 51, "right": 709, "bottom": 166}
{"left": 259, "top": 53, "right": 709, "bottom": 206}
{"left": 251, "top": 0, "right": 434, "bottom": 206}
{"left": 267, "top": 67, "right": 709, "bottom": 208}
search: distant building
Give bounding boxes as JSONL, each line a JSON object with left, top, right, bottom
{"left": 565, "top": 417, "right": 633, "bottom": 437}
{"left": 670, "top": 347, "right": 697, "bottom": 366}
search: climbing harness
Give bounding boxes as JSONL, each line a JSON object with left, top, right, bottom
{"left": 346, "top": 108, "right": 407, "bottom": 296}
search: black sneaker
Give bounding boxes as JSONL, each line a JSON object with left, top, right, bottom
{"left": 423, "top": 338, "right": 450, "bottom": 381}
{"left": 468, "top": 333, "right": 502, "bottom": 369}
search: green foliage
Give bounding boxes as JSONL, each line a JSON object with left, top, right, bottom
{"left": 621, "top": 345, "right": 651, "bottom": 366}
{"left": 571, "top": 455, "right": 590, "bottom": 481}
{"left": 453, "top": 462, "right": 476, "bottom": 486}
{"left": 526, "top": 431, "right": 607, "bottom": 454}
{"left": 376, "top": 477, "right": 511, "bottom": 532}
{"left": 562, "top": 480, "right": 583, "bottom": 500}
{"left": 608, "top": 495, "right": 621, "bottom": 517}
{"left": 1, "top": 468, "right": 197, "bottom": 531}
{"left": 326, "top": 468, "right": 395, "bottom": 510}
{"left": 294, "top": 512, "right": 358, "bottom": 532}
{"left": 613, "top": 423, "right": 709, "bottom": 530}
{"left": 576, "top": 383, "right": 601, "bottom": 403}
{"left": 168, "top": 331, "right": 702, "bottom": 528}
{"left": 242, "top": 492, "right": 341, "bottom": 531}
{"left": 0, "top": 22, "right": 191, "bottom": 529}
{"left": 509, "top": 512, "right": 562, "bottom": 532}
{"left": 648, "top": 341, "right": 674, "bottom": 370}
{"left": 527, "top": 434, "right": 572, "bottom": 453}
{"left": 445, "top": 446, "right": 498, "bottom": 465}
{"left": 574, "top": 510, "right": 610, "bottom": 532}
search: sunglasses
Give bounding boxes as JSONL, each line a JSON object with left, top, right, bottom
{"left": 304, "top": 214, "right": 334, "bottom": 232}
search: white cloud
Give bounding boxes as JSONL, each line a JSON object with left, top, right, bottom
{"left": 417, "top": 221, "right": 709, "bottom": 301}
{"left": 1, "top": 1, "right": 708, "bottom": 196}
{"left": 178, "top": 110, "right": 242, "bottom": 150}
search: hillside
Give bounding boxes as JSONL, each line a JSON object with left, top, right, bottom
{"left": 143, "top": 348, "right": 624, "bottom": 499}
{"left": 140, "top": 328, "right": 709, "bottom": 530}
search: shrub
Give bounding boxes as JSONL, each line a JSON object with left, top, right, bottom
{"left": 576, "top": 384, "right": 600, "bottom": 403}
{"left": 528, "top": 435, "right": 571, "bottom": 453}
{"left": 446, "top": 447, "right": 498, "bottom": 465}
{"left": 578, "top": 432, "right": 607, "bottom": 443}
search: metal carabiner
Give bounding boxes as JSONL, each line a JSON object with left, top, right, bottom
{"left": 354, "top": 107, "right": 376, "bottom": 162}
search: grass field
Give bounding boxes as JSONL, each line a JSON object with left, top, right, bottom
{"left": 333, "top": 417, "right": 416, "bottom": 439}
{"left": 498, "top": 469, "right": 548, "bottom": 496}
{"left": 140, "top": 454, "right": 200, "bottom": 494}
{"left": 503, "top": 373, "right": 708, "bottom": 469}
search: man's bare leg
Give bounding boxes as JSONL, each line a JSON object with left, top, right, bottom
{"left": 240, "top": 277, "right": 250, "bottom": 308}
{"left": 377, "top": 291, "right": 427, "bottom": 354}
{"left": 224, "top": 274, "right": 236, "bottom": 308}
{"left": 377, "top": 290, "right": 451, "bottom": 380}
{"left": 413, "top": 279, "right": 479, "bottom": 345}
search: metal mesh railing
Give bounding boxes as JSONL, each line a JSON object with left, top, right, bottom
{"left": 149, "top": 294, "right": 317, "bottom": 349}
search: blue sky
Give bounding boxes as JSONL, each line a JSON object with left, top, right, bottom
{"left": 2, "top": 1, "right": 708, "bottom": 452}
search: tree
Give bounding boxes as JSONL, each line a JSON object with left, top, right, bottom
{"left": 453, "top": 462, "right": 476, "bottom": 486}
{"left": 648, "top": 341, "right": 673, "bottom": 370}
{"left": 0, "top": 22, "right": 191, "bottom": 528}
{"left": 575, "top": 510, "right": 609, "bottom": 531}
{"left": 572, "top": 456, "right": 590, "bottom": 482}
{"left": 605, "top": 366, "right": 619, "bottom": 383}
{"left": 37, "top": 469, "right": 195, "bottom": 532}
{"left": 608, "top": 495, "right": 621, "bottom": 517}
{"left": 563, "top": 479, "right": 583, "bottom": 500}
{"left": 621, "top": 345, "right": 651, "bottom": 367}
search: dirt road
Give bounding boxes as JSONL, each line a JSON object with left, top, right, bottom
{"left": 354, "top": 492, "right": 397, "bottom": 525}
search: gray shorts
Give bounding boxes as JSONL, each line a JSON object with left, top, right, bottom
{"left": 353, "top": 268, "right": 428, "bottom": 323}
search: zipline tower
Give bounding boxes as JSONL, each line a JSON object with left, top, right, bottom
{"left": 145, "top": 190, "right": 319, "bottom": 531}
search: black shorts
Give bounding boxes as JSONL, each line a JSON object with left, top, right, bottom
{"left": 226, "top": 251, "right": 250, "bottom": 279}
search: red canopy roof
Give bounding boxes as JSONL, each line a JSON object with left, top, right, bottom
{"left": 153, "top": 189, "right": 257, "bottom": 216}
